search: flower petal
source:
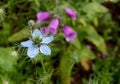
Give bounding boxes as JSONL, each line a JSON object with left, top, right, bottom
{"left": 32, "top": 29, "right": 43, "bottom": 39}
{"left": 40, "top": 45, "right": 51, "bottom": 55}
{"left": 21, "top": 40, "right": 33, "bottom": 47}
{"left": 62, "top": 25, "right": 77, "bottom": 42}
{"left": 41, "top": 36, "right": 54, "bottom": 44}
{"left": 66, "top": 33, "right": 77, "bottom": 42}
{"left": 36, "top": 12, "right": 50, "bottom": 24}
{"left": 40, "top": 27, "right": 50, "bottom": 36}
{"left": 48, "top": 18, "right": 59, "bottom": 35}
{"left": 27, "top": 46, "right": 39, "bottom": 58}
{"left": 65, "top": 8, "right": 77, "bottom": 20}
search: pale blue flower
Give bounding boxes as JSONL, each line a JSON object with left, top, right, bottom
{"left": 21, "top": 29, "right": 54, "bottom": 58}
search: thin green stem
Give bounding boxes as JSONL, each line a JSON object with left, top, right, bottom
{"left": 40, "top": 55, "right": 46, "bottom": 75}
{"left": 54, "top": 0, "right": 59, "bottom": 18}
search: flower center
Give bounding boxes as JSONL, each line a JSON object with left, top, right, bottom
{"left": 33, "top": 37, "right": 41, "bottom": 44}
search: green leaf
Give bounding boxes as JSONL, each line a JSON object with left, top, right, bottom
{"left": 8, "top": 28, "right": 30, "bottom": 42}
{"left": 84, "top": 25, "right": 107, "bottom": 54}
{"left": 82, "top": 2, "right": 108, "bottom": 14}
{"left": 71, "top": 37, "right": 81, "bottom": 49}
{"left": 2, "top": 22, "right": 11, "bottom": 35}
{"left": 60, "top": 50, "right": 75, "bottom": 84}
{"left": 0, "top": 47, "right": 18, "bottom": 71}
{"left": 82, "top": 2, "right": 108, "bottom": 20}
{"left": 79, "top": 45, "right": 96, "bottom": 60}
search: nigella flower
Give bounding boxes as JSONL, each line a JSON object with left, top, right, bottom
{"left": 36, "top": 12, "right": 50, "bottom": 24}
{"left": 62, "top": 26, "right": 77, "bottom": 42}
{"left": 21, "top": 29, "right": 54, "bottom": 58}
{"left": 65, "top": 8, "right": 77, "bottom": 20}
{"left": 48, "top": 18, "right": 59, "bottom": 35}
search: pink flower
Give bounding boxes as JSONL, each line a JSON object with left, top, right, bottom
{"left": 65, "top": 8, "right": 77, "bottom": 20}
{"left": 40, "top": 27, "right": 50, "bottom": 36}
{"left": 100, "top": 54, "right": 106, "bottom": 59}
{"left": 36, "top": 12, "right": 50, "bottom": 24}
{"left": 48, "top": 18, "right": 59, "bottom": 35}
{"left": 87, "top": 44, "right": 94, "bottom": 50}
{"left": 62, "top": 26, "right": 77, "bottom": 42}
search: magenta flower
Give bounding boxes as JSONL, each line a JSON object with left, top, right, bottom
{"left": 66, "top": 8, "right": 77, "bottom": 20}
{"left": 48, "top": 18, "right": 59, "bottom": 35}
{"left": 40, "top": 27, "right": 50, "bottom": 36}
{"left": 87, "top": 44, "right": 94, "bottom": 50}
{"left": 62, "top": 26, "right": 77, "bottom": 42}
{"left": 100, "top": 54, "right": 106, "bottom": 59}
{"left": 36, "top": 12, "right": 50, "bottom": 24}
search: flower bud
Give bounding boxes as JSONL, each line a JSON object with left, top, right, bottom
{"left": 28, "top": 20, "right": 35, "bottom": 28}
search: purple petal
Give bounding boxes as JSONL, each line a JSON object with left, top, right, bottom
{"left": 62, "top": 26, "right": 77, "bottom": 42}
{"left": 101, "top": 54, "right": 106, "bottom": 59}
{"left": 87, "top": 44, "right": 93, "bottom": 50}
{"left": 40, "top": 27, "right": 50, "bottom": 36}
{"left": 36, "top": 12, "right": 50, "bottom": 24}
{"left": 48, "top": 18, "right": 59, "bottom": 35}
{"left": 66, "top": 8, "right": 77, "bottom": 20}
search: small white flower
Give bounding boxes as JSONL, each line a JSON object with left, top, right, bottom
{"left": 21, "top": 29, "right": 54, "bottom": 58}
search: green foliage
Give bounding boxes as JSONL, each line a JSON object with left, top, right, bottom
{"left": 91, "top": 58, "right": 113, "bottom": 84}
{"left": 0, "top": 22, "right": 11, "bottom": 44}
{"left": 82, "top": 2, "right": 108, "bottom": 20}
{"left": 71, "top": 37, "right": 81, "bottom": 49}
{"left": 78, "top": 45, "right": 96, "bottom": 60}
{"left": 84, "top": 25, "right": 107, "bottom": 54}
{"left": 0, "top": 47, "right": 18, "bottom": 71}
{"left": 0, "top": 0, "right": 120, "bottom": 84}
{"left": 60, "top": 49, "right": 75, "bottom": 84}
{"left": 8, "top": 28, "right": 30, "bottom": 42}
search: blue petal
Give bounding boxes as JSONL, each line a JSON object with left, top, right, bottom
{"left": 40, "top": 45, "right": 51, "bottom": 55}
{"left": 27, "top": 46, "right": 39, "bottom": 58}
{"left": 21, "top": 40, "right": 33, "bottom": 47}
{"left": 41, "top": 36, "right": 54, "bottom": 44}
{"left": 32, "top": 29, "right": 43, "bottom": 39}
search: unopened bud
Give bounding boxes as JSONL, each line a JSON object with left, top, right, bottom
{"left": 28, "top": 19, "right": 35, "bottom": 28}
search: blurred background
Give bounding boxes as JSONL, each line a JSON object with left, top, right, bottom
{"left": 0, "top": 0, "right": 120, "bottom": 84}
